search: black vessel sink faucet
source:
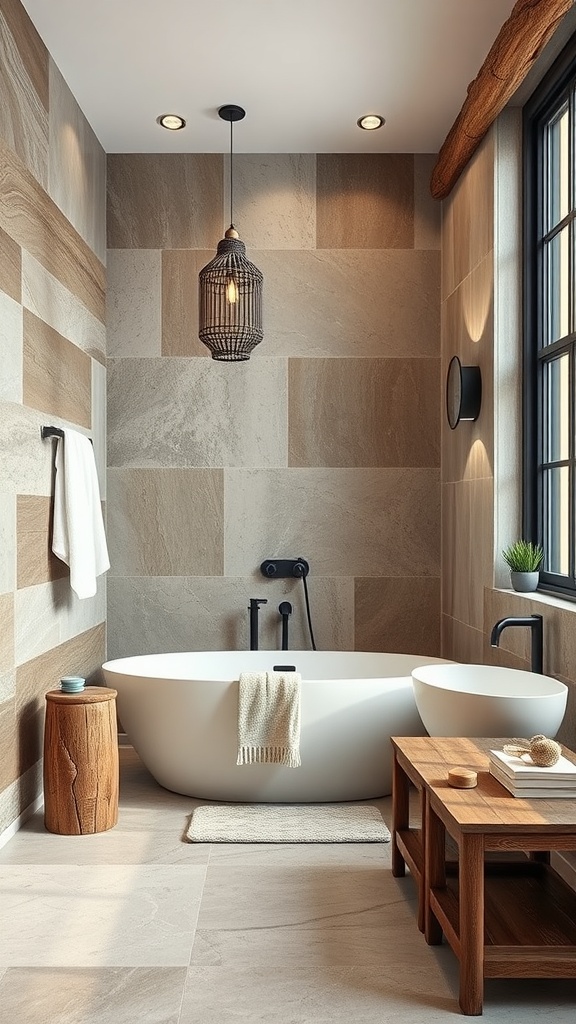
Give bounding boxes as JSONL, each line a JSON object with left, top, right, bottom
{"left": 489, "top": 614, "right": 543, "bottom": 674}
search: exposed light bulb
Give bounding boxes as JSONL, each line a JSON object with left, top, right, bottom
{"left": 226, "top": 277, "right": 238, "bottom": 304}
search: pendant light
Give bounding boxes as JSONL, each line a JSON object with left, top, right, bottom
{"left": 199, "top": 105, "right": 263, "bottom": 361}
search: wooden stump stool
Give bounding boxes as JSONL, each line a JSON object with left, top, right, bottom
{"left": 43, "top": 686, "right": 119, "bottom": 835}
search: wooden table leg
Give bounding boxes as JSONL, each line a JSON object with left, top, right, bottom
{"left": 391, "top": 750, "right": 409, "bottom": 878}
{"left": 458, "top": 833, "right": 484, "bottom": 1016}
{"left": 424, "top": 794, "right": 444, "bottom": 945}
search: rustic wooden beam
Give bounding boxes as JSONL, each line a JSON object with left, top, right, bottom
{"left": 430, "top": 0, "right": 575, "bottom": 200}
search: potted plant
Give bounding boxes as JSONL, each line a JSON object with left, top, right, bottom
{"left": 502, "top": 540, "right": 544, "bottom": 593}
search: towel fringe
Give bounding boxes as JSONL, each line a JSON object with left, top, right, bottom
{"left": 236, "top": 745, "right": 301, "bottom": 768}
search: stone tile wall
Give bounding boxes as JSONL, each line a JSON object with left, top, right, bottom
{"left": 0, "top": 0, "right": 106, "bottom": 835}
{"left": 107, "top": 152, "right": 442, "bottom": 658}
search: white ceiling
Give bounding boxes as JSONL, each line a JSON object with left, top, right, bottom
{"left": 21, "top": 0, "right": 518, "bottom": 154}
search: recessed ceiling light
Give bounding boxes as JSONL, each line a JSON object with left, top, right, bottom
{"left": 357, "top": 114, "right": 385, "bottom": 131}
{"left": 157, "top": 113, "right": 186, "bottom": 131}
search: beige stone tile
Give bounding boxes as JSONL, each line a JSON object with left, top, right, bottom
{"left": 224, "top": 468, "right": 440, "bottom": 578}
{"left": 0, "top": 967, "right": 187, "bottom": 1024}
{"left": 0, "top": 593, "right": 14, "bottom": 676}
{"left": 162, "top": 249, "right": 212, "bottom": 357}
{"left": 442, "top": 478, "right": 494, "bottom": 632}
{"left": 253, "top": 248, "right": 440, "bottom": 358}
{"left": 0, "top": 4, "right": 48, "bottom": 188}
{"left": 229, "top": 154, "right": 316, "bottom": 249}
{"left": 16, "top": 495, "right": 68, "bottom": 589}
{"left": 0, "top": 289, "right": 22, "bottom": 402}
{"left": 0, "top": 490, "right": 15, "bottom": 594}
{"left": 107, "top": 249, "right": 162, "bottom": 357}
{"left": 442, "top": 254, "right": 494, "bottom": 483}
{"left": 91, "top": 359, "right": 107, "bottom": 498}
{"left": 0, "top": 701, "right": 17, "bottom": 793}
{"left": 0, "top": 864, "right": 205, "bottom": 966}
{"left": 442, "top": 130, "right": 494, "bottom": 299}
{"left": 441, "top": 614, "right": 485, "bottom": 664}
{"left": 14, "top": 579, "right": 105, "bottom": 666}
{"left": 14, "top": 622, "right": 105, "bottom": 777}
{"left": 0, "top": 224, "right": 21, "bottom": 302}
{"left": 22, "top": 251, "right": 106, "bottom": 365}
{"left": 48, "top": 61, "right": 106, "bottom": 263}
{"left": 106, "top": 575, "right": 354, "bottom": 659}
{"left": 0, "top": 760, "right": 42, "bottom": 835}
{"left": 354, "top": 577, "right": 440, "bottom": 657}
{"left": 107, "top": 468, "right": 224, "bottom": 576}
{"left": 317, "top": 154, "right": 414, "bottom": 248}
{"left": 107, "top": 153, "right": 223, "bottom": 249}
{"left": 414, "top": 154, "right": 441, "bottom": 250}
{"left": 0, "top": 403, "right": 57, "bottom": 496}
{"left": 23, "top": 309, "right": 91, "bottom": 429}
{"left": 0, "top": 138, "right": 105, "bottom": 323}
{"left": 289, "top": 358, "right": 440, "bottom": 467}
{"left": 0, "top": 670, "right": 15, "bottom": 705}
{"left": 107, "top": 357, "right": 287, "bottom": 468}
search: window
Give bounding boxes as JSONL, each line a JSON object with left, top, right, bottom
{"left": 524, "top": 38, "right": 576, "bottom": 597}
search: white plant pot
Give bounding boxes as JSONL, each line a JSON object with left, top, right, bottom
{"left": 510, "top": 570, "right": 539, "bottom": 593}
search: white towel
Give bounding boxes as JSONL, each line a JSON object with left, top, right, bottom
{"left": 237, "top": 671, "right": 301, "bottom": 768}
{"left": 52, "top": 428, "right": 110, "bottom": 599}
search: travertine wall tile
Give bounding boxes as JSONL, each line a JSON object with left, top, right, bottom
{"left": 0, "top": 701, "right": 17, "bottom": 793}
{"left": 414, "top": 154, "right": 441, "bottom": 250}
{"left": 91, "top": 359, "right": 107, "bottom": 498}
{"left": 0, "top": 669, "right": 15, "bottom": 704}
{"left": 14, "top": 577, "right": 105, "bottom": 666}
{"left": 15, "top": 623, "right": 105, "bottom": 776}
{"left": 0, "top": 404, "right": 63, "bottom": 496}
{"left": 0, "top": 289, "right": 23, "bottom": 402}
{"left": 162, "top": 249, "right": 212, "bottom": 357}
{"left": 0, "top": 593, "right": 14, "bottom": 674}
{"left": 442, "top": 131, "right": 494, "bottom": 300}
{"left": 229, "top": 154, "right": 316, "bottom": 249}
{"left": 224, "top": 468, "right": 440, "bottom": 578}
{"left": 23, "top": 309, "right": 91, "bottom": 428}
{"left": 107, "top": 576, "right": 354, "bottom": 659}
{"left": 254, "top": 249, "right": 440, "bottom": 358}
{"left": 48, "top": 60, "right": 106, "bottom": 262}
{"left": 0, "top": 490, "right": 15, "bottom": 593}
{"left": 443, "top": 478, "right": 494, "bottom": 632}
{"left": 22, "top": 252, "right": 106, "bottom": 365}
{"left": 107, "top": 154, "right": 223, "bottom": 249}
{"left": 0, "top": 5, "right": 48, "bottom": 188}
{"left": 289, "top": 358, "right": 440, "bottom": 467}
{"left": 107, "top": 469, "right": 224, "bottom": 577}
{"left": 0, "top": 223, "right": 21, "bottom": 301}
{"left": 16, "top": 495, "right": 68, "bottom": 589}
{"left": 0, "top": 761, "right": 42, "bottom": 834}
{"left": 108, "top": 358, "right": 287, "bottom": 468}
{"left": 0, "top": 137, "right": 105, "bottom": 322}
{"left": 441, "top": 614, "right": 485, "bottom": 663}
{"left": 107, "top": 250, "right": 162, "bottom": 357}
{"left": 317, "top": 154, "right": 414, "bottom": 248}
{"left": 355, "top": 577, "right": 441, "bottom": 656}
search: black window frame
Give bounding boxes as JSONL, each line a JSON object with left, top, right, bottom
{"left": 524, "top": 34, "right": 576, "bottom": 599}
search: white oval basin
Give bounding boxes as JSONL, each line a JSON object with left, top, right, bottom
{"left": 411, "top": 663, "right": 568, "bottom": 738}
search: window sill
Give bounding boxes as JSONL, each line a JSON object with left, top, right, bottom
{"left": 494, "top": 587, "right": 576, "bottom": 614}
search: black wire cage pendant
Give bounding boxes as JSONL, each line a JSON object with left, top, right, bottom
{"left": 199, "top": 105, "right": 263, "bottom": 362}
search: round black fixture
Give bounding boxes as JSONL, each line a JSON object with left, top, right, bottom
{"left": 218, "top": 104, "right": 246, "bottom": 122}
{"left": 446, "top": 356, "right": 482, "bottom": 429}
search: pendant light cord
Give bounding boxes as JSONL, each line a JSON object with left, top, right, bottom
{"left": 229, "top": 118, "right": 234, "bottom": 227}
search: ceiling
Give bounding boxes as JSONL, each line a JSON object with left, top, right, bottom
{"left": 21, "top": 0, "right": 518, "bottom": 154}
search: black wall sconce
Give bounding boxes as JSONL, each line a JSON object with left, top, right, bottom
{"left": 446, "top": 356, "right": 482, "bottom": 429}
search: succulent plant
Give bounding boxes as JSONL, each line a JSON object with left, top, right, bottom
{"left": 501, "top": 540, "right": 544, "bottom": 573}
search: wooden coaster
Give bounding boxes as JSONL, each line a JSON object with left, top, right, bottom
{"left": 448, "top": 767, "right": 478, "bottom": 789}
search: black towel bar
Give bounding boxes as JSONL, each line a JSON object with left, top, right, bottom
{"left": 41, "top": 426, "right": 93, "bottom": 444}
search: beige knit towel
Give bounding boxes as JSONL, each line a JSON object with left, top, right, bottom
{"left": 236, "top": 671, "right": 301, "bottom": 767}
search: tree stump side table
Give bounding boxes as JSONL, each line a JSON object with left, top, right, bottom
{"left": 43, "top": 686, "right": 119, "bottom": 835}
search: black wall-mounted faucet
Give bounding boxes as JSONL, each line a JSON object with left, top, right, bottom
{"left": 490, "top": 614, "right": 543, "bottom": 674}
{"left": 248, "top": 598, "right": 267, "bottom": 651}
{"left": 278, "top": 602, "right": 292, "bottom": 651}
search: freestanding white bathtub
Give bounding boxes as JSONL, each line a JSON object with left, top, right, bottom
{"left": 102, "top": 651, "right": 447, "bottom": 802}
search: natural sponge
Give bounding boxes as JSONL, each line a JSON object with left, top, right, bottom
{"left": 503, "top": 734, "right": 562, "bottom": 767}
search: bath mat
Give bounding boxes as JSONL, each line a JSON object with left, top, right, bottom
{"left": 186, "top": 804, "right": 391, "bottom": 843}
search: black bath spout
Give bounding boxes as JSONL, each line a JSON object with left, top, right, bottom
{"left": 279, "top": 601, "right": 292, "bottom": 651}
{"left": 248, "top": 598, "right": 267, "bottom": 651}
{"left": 490, "top": 614, "right": 543, "bottom": 674}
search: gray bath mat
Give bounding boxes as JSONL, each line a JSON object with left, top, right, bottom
{"left": 186, "top": 803, "right": 391, "bottom": 843}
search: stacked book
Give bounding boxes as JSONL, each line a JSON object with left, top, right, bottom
{"left": 489, "top": 748, "right": 576, "bottom": 798}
